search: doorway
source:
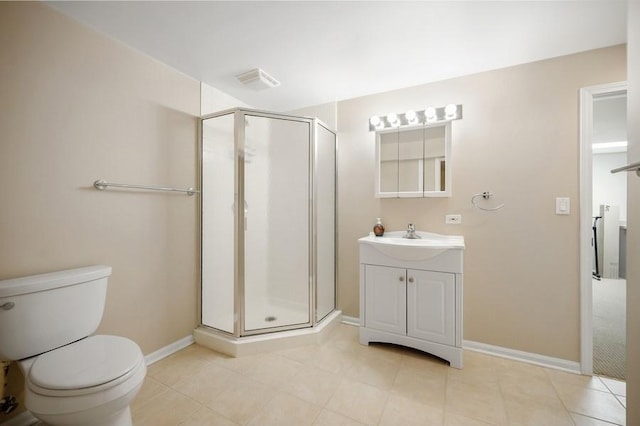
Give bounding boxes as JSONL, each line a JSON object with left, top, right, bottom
{"left": 580, "top": 82, "right": 627, "bottom": 379}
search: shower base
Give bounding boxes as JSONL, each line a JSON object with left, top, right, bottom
{"left": 193, "top": 310, "right": 342, "bottom": 357}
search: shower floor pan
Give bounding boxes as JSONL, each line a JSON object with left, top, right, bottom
{"left": 193, "top": 310, "right": 342, "bottom": 357}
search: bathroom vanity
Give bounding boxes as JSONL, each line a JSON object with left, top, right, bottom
{"left": 358, "top": 231, "right": 464, "bottom": 368}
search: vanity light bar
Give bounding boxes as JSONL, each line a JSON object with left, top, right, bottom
{"left": 369, "top": 104, "right": 463, "bottom": 131}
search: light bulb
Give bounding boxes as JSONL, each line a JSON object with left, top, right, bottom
{"left": 445, "top": 104, "right": 457, "bottom": 118}
{"left": 386, "top": 112, "right": 398, "bottom": 125}
{"left": 425, "top": 107, "right": 437, "bottom": 121}
{"left": 370, "top": 116, "right": 381, "bottom": 127}
{"left": 405, "top": 110, "right": 417, "bottom": 123}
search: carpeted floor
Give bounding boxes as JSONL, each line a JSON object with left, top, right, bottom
{"left": 593, "top": 278, "right": 626, "bottom": 380}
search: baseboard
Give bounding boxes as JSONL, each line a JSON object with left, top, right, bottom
{"left": 463, "top": 340, "right": 581, "bottom": 374}
{"left": 1, "top": 411, "right": 38, "bottom": 426}
{"left": 252, "top": 314, "right": 581, "bottom": 374}
{"left": 341, "top": 315, "right": 360, "bottom": 326}
{"left": 144, "top": 335, "right": 195, "bottom": 366}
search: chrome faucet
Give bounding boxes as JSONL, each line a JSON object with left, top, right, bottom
{"left": 403, "top": 223, "right": 421, "bottom": 239}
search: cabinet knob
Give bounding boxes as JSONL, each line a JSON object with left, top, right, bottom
{"left": 408, "top": 277, "right": 414, "bottom": 283}
{"left": 399, "top": 276, "right": 405, "bottom": 282}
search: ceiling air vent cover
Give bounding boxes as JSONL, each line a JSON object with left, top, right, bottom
{"left": 236, "top": 68, "right": 280, "bottom": 90}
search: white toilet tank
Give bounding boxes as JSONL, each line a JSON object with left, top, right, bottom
{"left": 0, "top": 265, "right": 112, "bottom": 361}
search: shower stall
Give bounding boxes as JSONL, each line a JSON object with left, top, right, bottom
{"left": 194, "top": 108, "right": 338, "bottom": 355}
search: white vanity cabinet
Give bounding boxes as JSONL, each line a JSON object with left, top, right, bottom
{"left": 359, "top": 232, "right": 464, "bottom": 368}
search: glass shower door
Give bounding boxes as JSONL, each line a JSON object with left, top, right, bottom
{"left": 315, "top": 122, "right": 336, "bottom": 322}
{"left": 201, "top": 113, "right": 236, "bottom": 334}
{"left": 242, "top": 114, "right": 311, "bottom": 332}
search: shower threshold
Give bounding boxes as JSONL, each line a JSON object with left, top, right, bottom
{"left": 193, "top": 310, "right": 342, "bottom": 357}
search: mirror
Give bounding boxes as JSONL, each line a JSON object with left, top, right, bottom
{"left": 376, "top": 121, "right": 451, "bottom": 198}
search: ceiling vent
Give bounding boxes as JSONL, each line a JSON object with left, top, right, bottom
{"left": 236, "top": 68, "right": 280, "bottom": 90}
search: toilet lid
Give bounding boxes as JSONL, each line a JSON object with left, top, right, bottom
{"left": 28, "top": 335, "right": 143, "bottom": 391}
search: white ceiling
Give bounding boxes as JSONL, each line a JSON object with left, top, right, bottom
{"left": 48, "top": 1, "right": 627, "bottom": 112}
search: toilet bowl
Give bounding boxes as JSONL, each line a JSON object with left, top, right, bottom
{"left": 22, "top": 335, "right": 146, "bottom": 426}
{"left": 0, "top": 266, "right": 147, "bottom": 426}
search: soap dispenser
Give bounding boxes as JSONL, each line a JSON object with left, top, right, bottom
{"left": 373, "top": 218, "right": 385, "bottom": 237}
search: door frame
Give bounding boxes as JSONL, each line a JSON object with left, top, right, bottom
{"left": 579, "top": 81, "right": 627, "bottom": 375}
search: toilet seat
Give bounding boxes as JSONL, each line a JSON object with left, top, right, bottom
{"left": 27, "top": 335, "right": 144, "bottom": 397}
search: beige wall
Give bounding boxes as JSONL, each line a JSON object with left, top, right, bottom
{"left": 0, "top": 1, "right": 201, "bottom": 356}
{"left": 626, "top": 1, "right": 639, "bottom": 422}
{"left": 336, "top": 45, "right": 626, "bottom": 362}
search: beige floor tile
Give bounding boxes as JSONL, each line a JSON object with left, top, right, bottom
{"left": 323, "top": 324, "right": 362, "bottom": 352}
{"left": 499, "top": 370, "right": 565, "bottom": 410}
{"left": 379, "top": 393, "right": 444, "bottom": 426}
{"left": 275, "top": 344, "right": 321, "bottom": 364}
{"left": 247, "top": 391, "right": 323, "bottom": 426}
{"left": 392, "top": 363, "right": 447, "bottom": 408}
{"left": 545, "top": 369, "right": 610, "bottom": 393}
{"left": 278, "top": 341, "right": 359, "bottom": 375}
{"left": 210, "top": 352, "right": 268, "bottom": 374}
{"left": 241, "top": 353, "right": 305, "bottom": 388}
{"left": 147, "top": 345, "right": 218, "bottom": 387}
{"left": 444, "top": 411, "right": 495, "bottom": 425}
{"left": 400, "top": 349, "right": 451, "bottom": 374}
{"left": 495, "top": 358, "right": 547, "bottom": 380}
{"left": 502, "top": 393, "right": 573, "bottom": 425}
{"left": 361, "top": 342, "right": 406, "bottom": 364}
{"left": 599, "top": 376, "right": 626, "bottom": 397}
{"left": 570, "top": 412, "right": 623, "bottom": 425}
{"left": 205, "top": 374, "right": 274, "bottom": 425}
{"left": 179, "top": 405, "right": 239, "bottom": 425}
{"left": 326, "top": 379, "right": 389, "bottom": 425}
{"left": 132, "top": 387, "right": 203, "bottom": 426}
{"left": 306, "top": 345, "right": 360, "bottom": 375}
{"left": 312, "top": 409, "right": 367, "bottom": 425}
{"left": 345, "top": 350, "right": 401, "bottom": 390}
{"left": 139, "top": 327, "right": 627, "bottom": 426}
{"left": 131, "top": 376, "right": 170, "bottom": 412}
{"left": 554, "top": 383, "right": 626, "bottom": 425}
{"left": 445, "top": 380, "right": 508, "bottom": 425}
{"left": 280, "top": 365, "right": 342, "bottom": 406}
{"left": 172, "top": 361, "right": 237, "bottom": 405}
{"left": 447, "top": 352, "right": 500, "bottom": 389}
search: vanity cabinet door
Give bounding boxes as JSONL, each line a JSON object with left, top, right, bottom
{"left": 364, "top": 265, "right": 407, "bottom": 335}
{"left": 406, "top": 269, "right": 455, "bottom": 346}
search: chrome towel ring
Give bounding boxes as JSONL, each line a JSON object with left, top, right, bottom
{"left": 471, "top": 191, "right": 504, "bottom": 211}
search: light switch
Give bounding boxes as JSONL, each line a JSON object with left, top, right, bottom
{"left": 556, "top": 197, "right": 570, "bottom": 215}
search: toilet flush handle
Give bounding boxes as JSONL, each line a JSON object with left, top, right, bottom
{"left": 1, "top": 302, "right": 14, "bottom": 310}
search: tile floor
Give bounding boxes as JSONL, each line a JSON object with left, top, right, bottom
{"left": 133, "top": 324, "right": 626, "bottom": 425}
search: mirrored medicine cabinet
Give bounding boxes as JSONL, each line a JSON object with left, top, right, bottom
{"left": 376, "top": 121, "right": 452, "bottom": 198}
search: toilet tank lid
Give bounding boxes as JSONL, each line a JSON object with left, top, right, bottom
{"left": 0, "top": 265, "right": 112, "bottom": 298}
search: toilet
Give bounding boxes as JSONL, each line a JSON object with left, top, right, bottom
{"left": 0, "top": 265, "right": 146, "bottom": 426}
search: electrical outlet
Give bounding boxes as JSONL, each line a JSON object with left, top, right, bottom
{"left": 446, "top": 214, "right": 462, "bottom": 224}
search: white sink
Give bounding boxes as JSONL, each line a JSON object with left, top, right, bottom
{"left": 358, "top": 230, "right": 464, "bottom": 261}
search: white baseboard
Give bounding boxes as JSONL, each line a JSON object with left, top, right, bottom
{"left": 338, "top": 320, "right": 581, "bottom": 374}
{"left": 144, "top": 335, "right": 195, "bottom": 366}
{"left": 340, "top": 315, "right": 360, "bottom": 326}
{"left": 463, "top": 340, "right": 581, "bottom": 374}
